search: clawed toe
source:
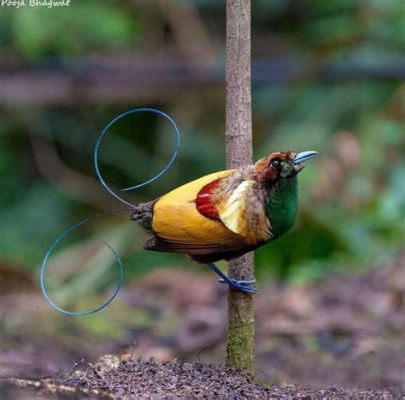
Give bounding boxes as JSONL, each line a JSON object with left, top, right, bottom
{"left": 218, "top": 278, "right": 258, "bottom": 294}
{"left": 206, "top": 263, "right": 257, "bottom": 295}
{"left": 232, "top": 284, "right": 258, "bottom": 294}
{"left": 218, "top": 278, "right": 256, "bottom": 285}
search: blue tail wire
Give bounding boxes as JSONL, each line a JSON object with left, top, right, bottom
{"left": 93, "top": 108, "right": 180, "bottom": 204}
{"left": 40, "top": 210, "right": 128, "bottom": 317}
{"left": 40, "top": 108, "right": 180, "bottom": 317}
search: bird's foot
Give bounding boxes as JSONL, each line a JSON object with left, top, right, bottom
{"left": 218, "top": 277, "right": 258, "bottom": 294}
{"left": 206, "top": 262, "right": 257, "bottom": 294}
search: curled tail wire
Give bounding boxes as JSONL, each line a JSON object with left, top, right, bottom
{"left": 40, "top": 108, "right": 181, "bottom": 316}
{"left": 40, "top": 209, "right": 130, "bottom": 317}
{"left": 94, "top": 108, "right": 180, "bottom": 205}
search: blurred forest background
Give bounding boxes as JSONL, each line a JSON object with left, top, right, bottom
{"left": 1, "top": 0, "right": 405, "bottom": 392}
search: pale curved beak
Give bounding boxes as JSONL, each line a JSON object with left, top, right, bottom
{"left": 293, "top": 151, "right": 318, "bottom": 164}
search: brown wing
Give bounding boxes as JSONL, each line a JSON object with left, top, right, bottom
{"left": 143, "top": 234, "right": 247, "bottom": 255}
{"left": 143, "top": 234, "right": 257, "bottom": 263}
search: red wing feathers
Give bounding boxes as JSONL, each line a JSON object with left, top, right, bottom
{"left": 195, "top": 178, "right": 223, "bottom": 221}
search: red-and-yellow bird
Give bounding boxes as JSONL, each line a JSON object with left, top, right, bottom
{"left": 131, "top": 150, "right": 317, "bottom": 293}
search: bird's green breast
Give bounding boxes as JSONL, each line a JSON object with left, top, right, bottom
{"left": 265, "top": 177, "right": 298, "bottom": 238}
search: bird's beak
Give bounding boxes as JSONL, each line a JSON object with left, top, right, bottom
{"left": 293, "top": 151, "right": 318, "bottom": 164}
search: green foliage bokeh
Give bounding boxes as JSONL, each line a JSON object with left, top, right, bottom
{"left": 0, "top": 0, "right": 403, "bottom": 295}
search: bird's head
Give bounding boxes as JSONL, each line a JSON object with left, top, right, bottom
{"left": 254, "top": 150, "right": 318, "bottom": 185}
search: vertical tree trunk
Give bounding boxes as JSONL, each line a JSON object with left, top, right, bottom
{"left": 225, "top": 0, "right": 255, "bottom": 374}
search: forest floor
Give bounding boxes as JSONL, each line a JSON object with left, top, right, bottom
{"left": 1, "top": 252, "right": 405, "bottom": 398}
{"left": 3, "top": 358, "right": 401, "bottom": 399}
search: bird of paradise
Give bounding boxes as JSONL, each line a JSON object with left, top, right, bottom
{"left": 132, "top": 150, "right": 317, "bottom": 294}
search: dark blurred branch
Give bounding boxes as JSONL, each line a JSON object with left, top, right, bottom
{"left": 162, "top": 0, "right": 218, "bottom": 69}
{"left": 30, "top": 134, "right": 139, "bottom": 211}
{"left": 1, "top": 56, "right": 404, "bottom": 105}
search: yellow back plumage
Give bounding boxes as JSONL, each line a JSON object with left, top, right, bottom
{"left": 152, "top": 170, "right": 240, "bottom": 244}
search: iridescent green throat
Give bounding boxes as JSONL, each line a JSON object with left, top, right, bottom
{"left": 266, "top": 176, "right": 298, "bottom": 238}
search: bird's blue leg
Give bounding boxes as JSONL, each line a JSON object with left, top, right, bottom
{"left": 206, "top": 262, "right": 257, "bottom": 294}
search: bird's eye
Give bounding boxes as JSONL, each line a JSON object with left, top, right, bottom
{"left": 270, "top": 159, "right": 281, "bottom": 169}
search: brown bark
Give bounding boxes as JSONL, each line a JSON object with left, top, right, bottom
{"left": 225, "top": 0, "right": 255, "bottom": 374}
